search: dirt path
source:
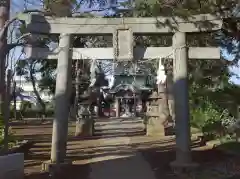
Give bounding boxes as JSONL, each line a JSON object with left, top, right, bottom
{"left": 10, "top": 119, "right": 240, "bottom": 179}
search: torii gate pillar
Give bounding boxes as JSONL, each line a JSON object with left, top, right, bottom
{"left": 50, "top": 33, "right": 72, "bottom": 164}
{"left": 170, "top": 32, "right": 198, "bottom": 169}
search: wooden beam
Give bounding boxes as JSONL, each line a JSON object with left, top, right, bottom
{"left": 18, "top": 13, "right": 222, "bottom": 34}
{"left": 24, "top": 46, "right": 220, "bottom": 60}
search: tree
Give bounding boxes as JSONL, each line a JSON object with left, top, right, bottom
{"left": 15, "top": 58, "right": 47, "bottom": 120}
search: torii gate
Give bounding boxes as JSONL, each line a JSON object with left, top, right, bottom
{"left": 19, "top": 13, "right": 222, "bottom": 169}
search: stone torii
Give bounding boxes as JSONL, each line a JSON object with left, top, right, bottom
{"left": 19, "top": 13, "right": 222, "bottom": 170}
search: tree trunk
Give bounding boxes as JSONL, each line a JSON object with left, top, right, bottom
{"left": 0, "top": 0, "right": 10, "bottom": 129}
{"left": 13, "top": 81, "right": 17, "bottom": 120}
{"left": 3, "top": 69, "right": 11, "bottom": 152}
{"left": 29, "top": 68, "right": 46, "bottom": 121}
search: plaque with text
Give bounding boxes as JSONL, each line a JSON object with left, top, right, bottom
{"left": 113, "top": 27, "right": 133, "bottom": 61}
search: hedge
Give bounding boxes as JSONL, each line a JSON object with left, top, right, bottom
{"left": 10, "top": 109, "right": 55, "bottom": 119}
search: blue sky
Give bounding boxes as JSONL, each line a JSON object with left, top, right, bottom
{"left": 10, "top": 0, "right": 240, "bottom": 84}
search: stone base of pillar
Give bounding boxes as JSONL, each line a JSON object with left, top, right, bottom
{"left": 146, "top": 117, "right": 166, "bottom": 136}
{"left": 41, "top": 159, "right": 72, "bottom": 173}
{"left": 170, "top": 160, "right": 199, "bottom": 174}
{"left": 164, "top": 125, "right": 175, "bottom": 136}
{"left": 75, "top": 119, "right": 94, "bottom": 137}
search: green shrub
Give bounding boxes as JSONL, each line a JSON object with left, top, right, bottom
{"left": 0, "top": 116, "right": 17, "bottom": 149}
{"left": 0, "top": 115, "right": 3, "bottom": 145}
{"left": 190, "top": 100, "right": 232, "bottom": 140}
{"left": 9, "top": 101, "right": 55, "bottom": 119}
{"left": 9, "top": 109, "right": 55, "bottom": 118}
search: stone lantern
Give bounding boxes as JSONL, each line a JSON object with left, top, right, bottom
{"left": 145, "top": 91, "right": 169, "bottom": 136}
{"left": 75, "top": 100, "right": 94, "bottom": 137}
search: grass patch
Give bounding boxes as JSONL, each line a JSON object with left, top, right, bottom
{"left": 0, "top": 128, "right": 18, "bottom": 150}
{"left": 191, "top": 127, "right": 201, "bottom": 134}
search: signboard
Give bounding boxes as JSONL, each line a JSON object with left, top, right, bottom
{"left": 113, "top": 27, "right": 133, "bottom": 61}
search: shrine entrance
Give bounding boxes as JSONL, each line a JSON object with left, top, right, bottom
{"left": 110, "top": 84, "right": 145, "bottom": 118}
{"left": 20, "top": 13, "right": 222, "bottom": 169}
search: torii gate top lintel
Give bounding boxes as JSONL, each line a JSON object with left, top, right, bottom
{"left": 18, "top": 13, "right": 222, "bottom": 34}
{"left": 21, "top": 13, "right": 222, "bottom": 61}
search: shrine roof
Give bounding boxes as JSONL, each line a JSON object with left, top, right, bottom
{"left": 109, "top": 83, "right": 152, "bottom": 94}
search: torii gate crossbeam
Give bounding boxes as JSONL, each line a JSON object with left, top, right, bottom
{"left": 24, "top": 47, "right": 221, "bottom": 60}
{"left": 18, "top": 13, "right": 222, "bottom": 34}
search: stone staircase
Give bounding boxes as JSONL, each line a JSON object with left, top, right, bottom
{"left": 94, "top": 118, "right": 145, "bottom": 137}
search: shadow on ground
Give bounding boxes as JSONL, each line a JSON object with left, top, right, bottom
{"left": 15, "top": 120, "right": 240, "bottom": 179}
{"left": 24, "top": 138, "right": 239, "bottom": 179}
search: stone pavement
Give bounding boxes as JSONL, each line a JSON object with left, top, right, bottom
{"left": 88, "top": 118, "right": 157, "bottom": 179}
{"left": 89, "top": 152, "right": 157, "bottom": 179}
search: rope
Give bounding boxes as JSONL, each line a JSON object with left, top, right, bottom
{"left": 54, "top": 44, "right": 187, "bottom": 65}
{"left": 126, "top": 45, "right": 188, "bottom": 85}
{"left": 45, "top": 43, "right": 188, "bottom": 89}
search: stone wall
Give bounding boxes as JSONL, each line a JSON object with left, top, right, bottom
{"left": 0, "top": 153, "right": 24, "bottom": 179}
